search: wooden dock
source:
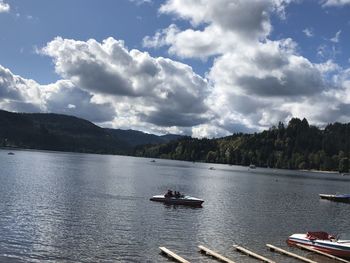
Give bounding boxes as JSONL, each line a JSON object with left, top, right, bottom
{"left": 198, "top": 245, "right": 236, "bottom": 263}
{"left": 233, "top": 245, "right": 276, "bottom": 263}
{"left": 296, "top": 244, "right": 350, "bottom": 263}
{"left": 266, "top": 244, "right": 318, "bottom": 263}
{"left": 159, "top": 247, "right": 190, "bottom": 263}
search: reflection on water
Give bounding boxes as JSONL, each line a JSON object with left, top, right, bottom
{"left": 0, "top": 149, "right": 350, "bottom": 262}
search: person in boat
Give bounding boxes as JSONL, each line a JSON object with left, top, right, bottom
{"left": 175, "top": 191, "right": 181, "bottom": 198}
{"left": 165, "top": 189, "right": 173, "bottom": 198}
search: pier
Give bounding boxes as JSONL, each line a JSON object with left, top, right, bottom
{"left": 160, "top": 243, "right": 350, "bottom": 262}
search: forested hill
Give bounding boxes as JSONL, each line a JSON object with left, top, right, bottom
{"left": 105, "top": 128, "right": 183, "bottom": 147}
{"left": 0, "top": 110, "right": 129, "bottom": 154}
{"left": 135, "top": 118, "right": 350, "bottom": 173}
{"left": 0, "top": 110, "right": 183, "bottom": 154}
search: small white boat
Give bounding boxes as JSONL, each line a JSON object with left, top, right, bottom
{"left": 249, "top": 164, "right": 256, "bottom": 169}
{"left": 320, "top": 194, "right": 350, "bottom": 203}
{"left": 288, "top": 232, "right": 350, "bottom": 258}
{"left": 150, "top": 194, "right": 204, "bottom": 206}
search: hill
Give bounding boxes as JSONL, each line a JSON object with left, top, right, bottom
{"left": 0, "top": 110, "right": 183, "bottom": 154}
{"left": 0, "top": 110, "right": 129, "bottom": 154}
{"left": 105, "top": 129, "right": 183, "bottom": 147}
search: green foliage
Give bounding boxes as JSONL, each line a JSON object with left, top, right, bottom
{"left": 135, "top": 118, "right": 350, "bottom": 172}
{"left": 339, "top": 158, "right": 349, "bottom": 173}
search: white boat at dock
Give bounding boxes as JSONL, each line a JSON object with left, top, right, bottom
{"left": 288, "top": 232, "right": 350, "bottom": 258}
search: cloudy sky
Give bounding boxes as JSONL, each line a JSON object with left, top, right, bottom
{"left": 0, "top": 0, "right": 350, "bottom": 137}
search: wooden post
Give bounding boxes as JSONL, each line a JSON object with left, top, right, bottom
{"left": 266, "top": 244, "right": 318, "bottom": 263}
{"left": 198, "top": 245, "right": 236, "bottom": 263}
{"left": 296, "top": 244, "right": 350, "bottom": 263}
{"left": 159, "top": 247, "right": 190, "bottom": 263}
{"left": 233, "top": 245, "right": 276, "bottom": 263}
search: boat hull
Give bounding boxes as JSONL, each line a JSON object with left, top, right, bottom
{"left": 287, "top": 234, "right": 350, "bottom": 258}
{"left": 319, "top": 194, "right": 350, "bottom": 203}
{"left": 150, "top": 195, "right": 204, "bottom": 206}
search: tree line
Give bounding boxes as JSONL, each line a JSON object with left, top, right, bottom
{"left": 134, "top": 118, "right": 350, "bottom": 173}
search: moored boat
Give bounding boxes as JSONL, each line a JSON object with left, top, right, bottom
{"left": 319, "top": 194, "right": 350, "bottom": 203}
{"left": 287, "top": 232, "right": 350, "bottom": 258}
{"left": 150, "top": 194, "right": 204, "bottom": 206}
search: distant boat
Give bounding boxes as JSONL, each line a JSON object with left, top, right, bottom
{"left": 288, "top": 232, "right": 350, "bottom": 258}
{"left": 7, "top": 152, "right": 14, "bottom": 155}
{"left": 249, "top": 164, "right": 256, "bottom": 169}
{"left": 319, "top": 194, "right": 350, "bottom": 203}
{"left": 150, "top": 194, "right": 204, "bottom": 207}
{"left": 209, "top": 167, "right": 215, "bottom": 170}
{"left": 150, "top": 160, "right": 156, "bottom": 163}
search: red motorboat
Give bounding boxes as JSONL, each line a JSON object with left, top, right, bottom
{"left": 287, "top": 232, "right": 350, "bottom": 258}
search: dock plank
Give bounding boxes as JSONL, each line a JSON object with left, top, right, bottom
{"left": 198, "top": 245, "right": 236, "bottom": 263}
{"left": 159, "top": 247, "right": 190, "bottom": 263}
{"left": 296, "top": 244, "right": 350, "bottom": 263}
{"left": 233, "top": 245, "right": 276, "bottom": 263}
{"left": 266, "top": 244, "right": 318, "bottom": 263}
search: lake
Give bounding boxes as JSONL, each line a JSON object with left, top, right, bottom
{"left": 0, "top": 149, "right": 349, "bottom": 262}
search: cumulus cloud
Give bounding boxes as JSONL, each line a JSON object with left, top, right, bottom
{"left": 0, "top": 0, "right": 10, "bottom": 13}
{"left": 43, "top": 80, "right": 116, "bottom": 123}
{"left": 0, "top": 65, "right": 42, "bottom": 109}
{"left": 142, "top": 0, "right": 350, "bottom": 136}
{"left": 2, "top": 0, "right": 350, "bottom": 138}
{"left": 0, "top": 65, "right": 117, "bottom": 123}
{"left": 41, "top": 37, "right": 211, "bottom": 128}
{"left": 144, "top": 0, "right": 295, "bottom": 59}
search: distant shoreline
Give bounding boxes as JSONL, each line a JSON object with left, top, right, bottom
{"left": 2, "top": 146, "right": 346, "bottom": 175}
{"left": 299, "top": 169, "right": 340, "bottom": 174}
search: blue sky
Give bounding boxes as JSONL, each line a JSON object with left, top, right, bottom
{"left": 0, "top": 0, "right": 350, "bottom": 137}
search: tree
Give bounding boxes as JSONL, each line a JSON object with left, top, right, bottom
{"left": 339, "top": 158, "right": 349, "bottom": 173}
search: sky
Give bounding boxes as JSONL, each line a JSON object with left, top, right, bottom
{"left": 0, "top": 0, "right": 350, "bottom": 138}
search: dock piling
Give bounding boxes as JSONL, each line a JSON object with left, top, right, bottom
{"left": 266, "top": 244, "right": 318, "bottom": 263}
{"left": 198, "top": 245, "right": 237, "bottom": 263}
{"left": 296, "top": 244, "right": 350, "bottom": 263}
{"left": 159, "top": 247, "right": 190, "bottom": 263}
{"left": 233, "top": 245, "right": 276, "bottom": 263}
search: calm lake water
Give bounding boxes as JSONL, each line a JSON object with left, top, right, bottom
{"left": 1, "top": 149, "right": 350, "bottom": 263}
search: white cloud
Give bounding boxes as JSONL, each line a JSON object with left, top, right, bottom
{"left": 41, "top": 37, "right": 211, "bottom": 128}
{"left": 0, "top": 0, "right": 10, "bottom": 13}
{"left": 2, "top": 0, "right": 350, "bottom": 138}
{"left": 303, "top": 28, "right": 314, "bottom": 37}
{"left": 0, "top": 65, "right": 116, "bottom": 123}
{"left": 143, "top": 0, "right": 350, "bottom": 136}
{"left": 330, "top": 30, "right": 341, "bottom": 43}
{"left": 144, "top": 0, "right": 296, "bottom": 59}
{"left": 0, "top": 65, "right": 42, "bottom": 109}
{"left": 321, "top": 0, "right": 350, "bottom": 7}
